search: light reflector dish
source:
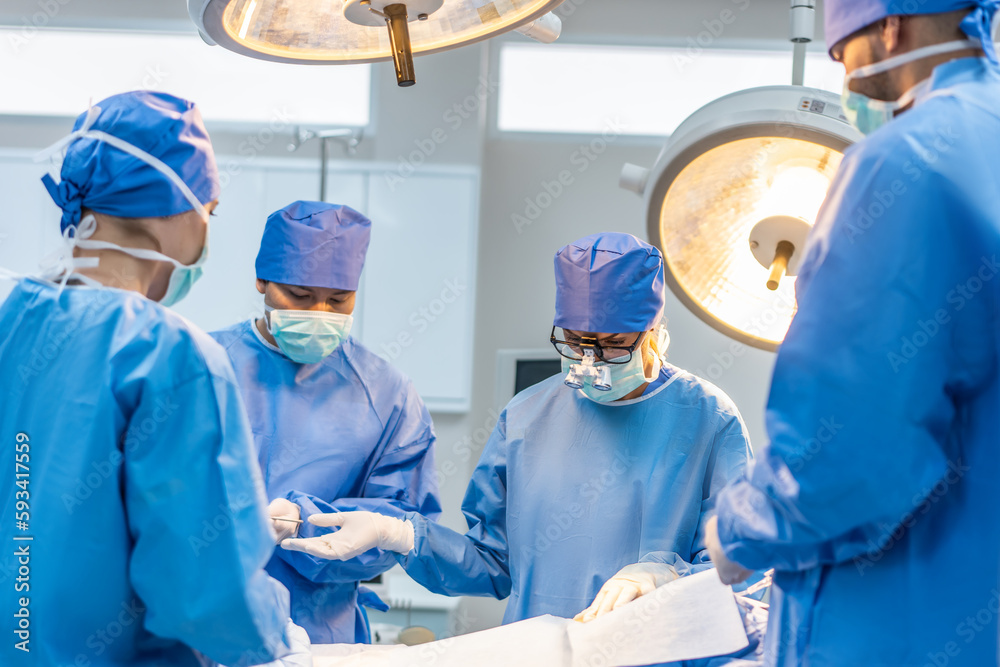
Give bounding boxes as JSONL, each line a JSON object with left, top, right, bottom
{"left": 193, "top": 0, "right": 564, "bottom": 64}
{"left": 659, "top": 136, "right": 842, "bottom": 346}
{"left": 631, "top": 86, "right": 862, "bottom": 351}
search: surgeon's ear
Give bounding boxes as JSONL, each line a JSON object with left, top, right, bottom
{"left": 644, "top": 329, "right": 660, "bottom": 359}
{"left": 878, "top": 16, "right": 903, "bottom": 56}
{"left": 256, "top": 279, "right": 268, "bottom": 295}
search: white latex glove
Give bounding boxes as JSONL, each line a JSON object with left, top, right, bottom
{"left": 280, "top": 511, "right": 414, "bottom": 561}
{"left": 268, "top": 498, "right": 301, "bottom": 544}
{"left": 705, "top": 515, "right": 753, "bottom": 585}
{"left": 574, "top": 562, "right": 679, "bottom": 623}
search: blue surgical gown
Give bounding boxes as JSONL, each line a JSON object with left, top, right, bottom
{"left": 0, "top": 278, "right": 293, "bottom": 667}
{"left": 398, "top": 364, "right": 752, "bottom": 621}
{"left": 715, "top": 57, "right": 1000, "bottom": 666}
{"left": 210, "top": 320, "right": 441, "bottom": 645}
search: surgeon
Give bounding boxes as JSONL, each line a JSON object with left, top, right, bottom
{"left": 0, "top": 92, "right": 304, "bottom": 665}
{"left": 704, "top": 1, "right": 1000, "bottom": 665}
{"left": 210, "top": 201, "right": 441, "bottom": 645}
{"left": 282, "top": 234, "right": 759, "bottom": 647}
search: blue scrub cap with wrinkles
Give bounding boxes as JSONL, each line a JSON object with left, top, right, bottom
{"left": 41, "top": 91, "right": 220, "bottom": 233}
{"left": 825, "top": 0, "right": 1000, "bottom": 63}
{"left": 553, "top": 233, "right": 665, "bottom": 334}
{"left": 255, "top": 201, "right": 372, "bottom": 291}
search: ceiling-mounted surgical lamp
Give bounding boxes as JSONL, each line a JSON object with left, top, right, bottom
{"left": 621, "top": 0, "right": 861, "bottom": 352}
{"left": 188, "top": 0, "right": 564, "bottom": 87}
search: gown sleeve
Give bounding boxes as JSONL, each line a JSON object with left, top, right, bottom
{"left": 279, "top": 382, "right": 443, "bottom": 584}
{"left": 393, "top": 409, "right": 513, "bottom": 600}
{"left": 124, "top": 368, "right": 295, "bottom": 667}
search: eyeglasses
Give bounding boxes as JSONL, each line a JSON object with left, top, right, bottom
{"left": 549, "top": 327, "right": 643, "bottom": 365}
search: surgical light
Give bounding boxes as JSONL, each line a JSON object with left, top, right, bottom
{"left": 189, "top": 0, "right": 564, "bottom": 87}
{"left": 620, "top": 1, "right": 861, "bottom": 351}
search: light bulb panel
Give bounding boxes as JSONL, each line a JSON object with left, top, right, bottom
{"left": 190, "top": 0, "right": 564, "bottom": 65}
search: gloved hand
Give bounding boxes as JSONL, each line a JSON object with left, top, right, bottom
{"left": 280, "top": 511, "right": 414, "bottom": 561}
{"left": 705, "top": 515, "right": 753, "bottom": 585}
{"left": 574, "top": 562, "right": 678, "bottom": 623}
{"left": 268, "top": 498, "right": 301, "bottom": 544}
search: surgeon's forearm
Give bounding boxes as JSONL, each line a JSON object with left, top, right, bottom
{"left": 395, "top": 513, "right": 512, "bottom": 600}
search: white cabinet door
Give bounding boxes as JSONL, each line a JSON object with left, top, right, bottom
{"left": 0, "top": 156, "right": 63, "bottom": 301}
{"left": 360, "top": 169, "right": 479, "bottom": 413}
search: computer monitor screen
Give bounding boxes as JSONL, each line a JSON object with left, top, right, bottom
{"left": 514, "top": 359, "right": 563, "bottom": 395}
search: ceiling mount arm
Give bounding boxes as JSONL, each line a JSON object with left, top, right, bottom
{"left": 790, "top": 0, "right": 816, "bottom": 86}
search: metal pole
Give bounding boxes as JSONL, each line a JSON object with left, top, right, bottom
{"left": 789, "top": 0, "right": 815, "bottom": 86}
{"left": 287, "top": 127, "right": 362, "bottom": 201}
{"left": 792, "top": 42, "right": 807, "bottom": 85}
{"left": 320, "top": 137, "right": 329, "bottom": 202}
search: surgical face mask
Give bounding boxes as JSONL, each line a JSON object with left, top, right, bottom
{"left": 562, "top": 333, "right": 662, "bottom": 403}
{"left": 33, "top": 104, "right": 211, "bottom": 303}
{"left": 266, "top": 305, "right": 353, "bottom": 364}
{"left": 841, "top": 39, "right": 977, "bottom": 135}
{"left": 160, "top": 241, "right": 208, "bottom": 307}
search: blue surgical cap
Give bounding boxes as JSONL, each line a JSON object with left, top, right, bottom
{"left": 825, "top": 0, "right": 1000, "bottom": 63}
{"left": 553, "top": 233, "right": 665, "bottom": 334}
{"left": 41, "top": 91, "right": 219, "bottom": 233}
{"left": 255, "top": 201, "right": 372, "bottom": 291}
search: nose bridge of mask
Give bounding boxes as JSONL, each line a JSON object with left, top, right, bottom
{"left": 265, "top": 305, "right": 354, "bottom": 336}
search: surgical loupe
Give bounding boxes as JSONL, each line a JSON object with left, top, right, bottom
{"left": 563, "top": 349, "right": 613, "bottom": 392}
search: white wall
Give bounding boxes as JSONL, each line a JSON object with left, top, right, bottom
{"left": 0, "top": 0, "right": 823, "bottom": 635}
